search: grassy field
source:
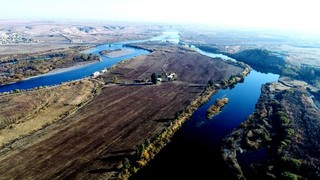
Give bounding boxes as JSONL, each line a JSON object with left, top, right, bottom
{"left": 0, "top": 79, "right": 98, "bottom": 150}
{"left": 0, "top": 43, "right": 243, "bottom": 179}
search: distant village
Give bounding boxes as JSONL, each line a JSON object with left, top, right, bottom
{"left": 0, "top": 32, "right": 39, "bottom": 44}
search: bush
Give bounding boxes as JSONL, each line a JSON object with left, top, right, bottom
{"left": 112, "top": 75, "right": 118, "bottom": 83}
{"left": 141, "top": 150, "right": 150, "bottom": 160}
{"left": 136, "top": 144, "right": 145, "bottom": 158}
{"left": 281, "top": 157, "right": 302, "bottom": 171}
{"left": 288, "top": 158, "right": 302, "bottom": 170}
{"left": 208, "top": 79, "right": 214, "bottom": 87}
{"left": 286, "top": 128, "right": 295, "bottom": 136}
{"left": 132, "top": 166, "right": 139, "bottom": 173}
{"left": 136, "top": 160, "right": 147, "bottom": 167}
{"left": 122, "top": 158, "right": 130, "bottom": 169}
{"left": 281, "top": 171, "right": 298, "bottom": 180}
{"left": 220, "top": 80, "right": 228, "bottom": 87}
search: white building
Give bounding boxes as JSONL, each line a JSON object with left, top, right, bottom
{"left": 92, "top": 71, "right": 100, "bottom": 78}
{"left": 167, "top": 73, "right": 176, "bottom": 81}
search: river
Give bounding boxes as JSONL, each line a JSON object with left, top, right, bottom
{"left": 129, "top": 34, "right": 280, "bottom": 179}
{"left": 0, "top": 32, "right": 179, "bottom": 93}
{"left": 0, "top": 31, "right": 279, "bottom": 178}
{"left": 131, "top": 70, "right": 279, "bottom": 179}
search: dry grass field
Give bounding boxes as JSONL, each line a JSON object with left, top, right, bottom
{"left": 0, "top": 79, "right": 98, "bottom": 150}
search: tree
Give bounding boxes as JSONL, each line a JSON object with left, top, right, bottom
{"left": 112, "top": 75, "right": 118, "bottom": 83}
{"left": 208, "top": 79, "right": 214, "bottom": 87}
{"left": 151, "top": 73, "right": 157, "bottom": 84}
{"left": 122, "top": 158, "right": 130, "bottom": 169}
{"left": 81, "top": 54, "right": 88, "bottom": 61}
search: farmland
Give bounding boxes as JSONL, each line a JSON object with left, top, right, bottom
{"left": 0, "top": 42, "right": 244, "bottom": 179}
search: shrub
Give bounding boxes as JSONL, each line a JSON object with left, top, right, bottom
{"left": 281, "top": 171, "right": 298, "bottom": 180}
{"left": 132, "top": 166, "right": 139, "bottom": 173}
{"left": 144, "top": 139, "right": 150, "bottom": 147}
{"left": 136, "top": 160, "right": 147, "bottom": 167}
{"left": 281, "top": 157, "right": 302, "bottom": 171}
{"left": 136, "top": 144, "right": 145, "bottom": 158}
{"left": 151, "top": 73, "right": 157, "bottom": 84}
{"left": 141, "top": 150, "right": 150, "bottom": 160}
{"left": 112, "top": 75, "right": 118, "bottom": 83}
{"left": 288, "top": 158, "right": 302, "bottom": 171}
{"left": 208, "top": 79, "right": 214, "bottom": 87}
{"left": 286, "top": 128, "right": 295, "bottom": 136}
{"left": 122, "top": 158, "right": 130, "bottom": 169}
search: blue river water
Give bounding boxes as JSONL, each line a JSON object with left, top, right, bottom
{"left": 0, "top": 31, "right": 279, "bottom": 179}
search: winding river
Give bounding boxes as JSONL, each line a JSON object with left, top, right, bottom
{"left": 130, "top": 34, "right": 280, "bottom": 179}
{"left": 0, "top": 32, "right": 178, "bottom": 93}
{"left": 132, "top": 70, "right": 279, "bottom": 179}
{"left": 0, "top": 31, "right": 279, "bottom": 178}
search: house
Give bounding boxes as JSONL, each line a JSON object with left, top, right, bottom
{"left": 92, "top": 71, "right": 100, "bottom": 78}
{"left": 100, "top": 69, "right": 107, "bottom": 74}
{"left": 167, "top": 73, "right": 176, "bottom": 81}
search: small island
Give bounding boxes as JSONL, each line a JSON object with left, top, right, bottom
{"left": 99, "top": 49, "right": 121, "bottom": 56}
{"left": 206, "top": 98, "right": 229, "bottom": 119}
{"left": 99, "top": 48, "right": 133, "bottom": 58}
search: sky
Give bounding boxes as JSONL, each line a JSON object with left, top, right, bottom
{"left": 0, "top": 0, "right": 319, "bottom": 34}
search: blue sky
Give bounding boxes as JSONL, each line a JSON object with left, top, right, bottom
{"left": 0, "top": 0, "right": 319, "bottom": 34}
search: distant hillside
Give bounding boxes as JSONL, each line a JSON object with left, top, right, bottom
{"left": 230, "top": 49, "right": 320, "bottom": 88}
{"left": 229, "top": 49, "right": 286, "bottom": 74}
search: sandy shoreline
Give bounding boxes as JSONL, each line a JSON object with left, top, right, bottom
{"left": 103, "top": 48, "right": 134, "bottom": 58}
{"left": 24, "top": 61, "right": 98, "bottom": 80}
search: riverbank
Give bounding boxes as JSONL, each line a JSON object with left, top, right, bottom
{"left": 179, "top": 30, "right": 320, "bottom": 179}
{"left": 0, "top": 46, "right": 101, "bottom": 85}
{"left": 0, "top": 43, "right": 245, "bottom": 179}
{"left": 221, "top": 81, "right": 320, "bottom": 179}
